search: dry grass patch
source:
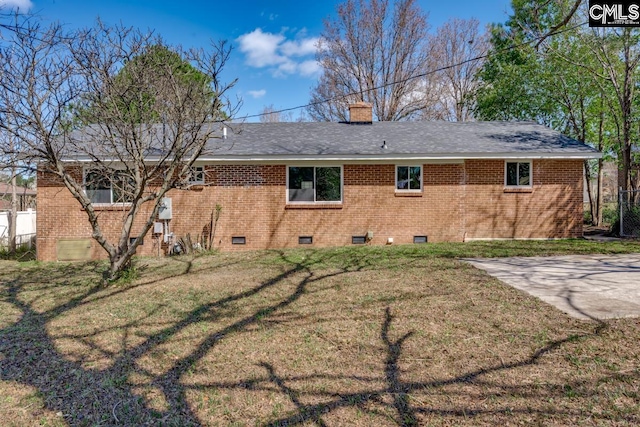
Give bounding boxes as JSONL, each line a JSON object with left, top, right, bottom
{"left": 0, "top": 243, "right": 639, "bottom": 426}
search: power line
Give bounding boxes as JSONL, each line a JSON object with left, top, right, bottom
{"left": 236, "top": 20, "right": 590, "bottom": 122}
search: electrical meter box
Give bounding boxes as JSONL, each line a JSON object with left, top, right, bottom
{"left": 158, "top": 197, "right": 173, "bottom": 220}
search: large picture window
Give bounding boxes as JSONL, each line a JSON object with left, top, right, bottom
{"left": 287, "top": 166, "right": 342, "bottom": 203}
{"left": 396, "top": 165, "right": 422, "bottom": 191}
{"left": 505, "top": 161, "right": 531, "bottom": 187}
{"left": 85, "top": 170, "right": 135, "bottom": 204}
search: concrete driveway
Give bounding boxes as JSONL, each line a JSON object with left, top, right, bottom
{"left": 465, "top": 254, "right": 640, "bottom": 320}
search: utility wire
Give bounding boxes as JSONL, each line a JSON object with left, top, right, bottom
{"left": 236, "top": 20, "right": 590, "bottom": 122}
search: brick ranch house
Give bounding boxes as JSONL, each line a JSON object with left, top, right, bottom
{"left": 37, "top": 104, "right": 600, "bottom": 261}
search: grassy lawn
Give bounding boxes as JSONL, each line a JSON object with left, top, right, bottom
{"left": 1, "top": 240, "right": 639, "bottom": 426}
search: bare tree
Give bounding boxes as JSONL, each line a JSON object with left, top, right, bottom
{"left": 7, "top": 147, "right": 17, "bottom": 254}
{"left": 423, "top": 18, "right": 489, "bottom": 121}
{"left": 259, "top": 104, "right": 297, "bottom": 122}
{"left": 308, "top": 0, "right": 430, "bottom": 122}
{"left": 0, "top": 18, "right": 237, "bottom": 281}
{"left": 0, "top": 9, "right": 35, "bottom": 256}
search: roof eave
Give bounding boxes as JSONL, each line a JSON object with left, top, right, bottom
{"left": 63, "top": 150, "right": 601, "bottom": 164}
{"left": 194, "top": 151, "right": 602, "bottom": 162}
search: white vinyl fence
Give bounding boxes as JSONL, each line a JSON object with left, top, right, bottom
{"left": 0, "top": 209, "right": 36, "bottom": 249}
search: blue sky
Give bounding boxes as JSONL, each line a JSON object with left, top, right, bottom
{"left": 2, "top": 0, "right": 513, "bottom": 121}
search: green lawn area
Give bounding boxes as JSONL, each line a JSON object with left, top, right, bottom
{"left": 1, "top": 240, "right": 639, "bottom": 426}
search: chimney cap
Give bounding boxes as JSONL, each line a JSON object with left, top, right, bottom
{"left": 350, "top": 101, "right": 373, "bottom": 108}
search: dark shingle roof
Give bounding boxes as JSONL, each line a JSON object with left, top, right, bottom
{"left": 204, "top": 121, "right": 599, "bottom": 160}
{"left": 65, "top": 120, "right": 600, "bottom": 162}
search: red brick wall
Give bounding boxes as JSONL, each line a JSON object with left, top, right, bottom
{"left": 464, "top": 159, "right": 583, "bottom": 239}
{"left": 37, "top": 166, "right": 159, "bottom": 261}
{"left": 36, "top": 159, "right": 584, "bottom": 261}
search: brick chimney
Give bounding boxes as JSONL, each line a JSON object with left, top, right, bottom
{"left": 348, "top": 102, "right": 373, "bottom": 124}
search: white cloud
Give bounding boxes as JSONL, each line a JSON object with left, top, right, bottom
{"left": 237, "top": 29, "right": 286, "bottom": 68}
{"left": 248, "top": 89, "right": 267, "bottom": 99}
{"left": 237, "top": 28, "right": 320, "bottom": 78}
{"left": 280, "top": 38, "right": 318, "bottom": 57}
{"left": 275, "top": 60, "right": 297, "bottom": 76}
{"left": 298, "top": 60, "right": 321, "bottom": 77}
{"left": 0, "top": 0, "right": 33, "bottom": 11}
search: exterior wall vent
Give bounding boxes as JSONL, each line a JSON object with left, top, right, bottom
{"left": 352, "top": 236, "right": 366, "bottom": 244}
{"left": 298, "top": 236, "right": 313, "bottom": 245}
{"left": 231, "top": 236, "right": 246, "bottom": 245}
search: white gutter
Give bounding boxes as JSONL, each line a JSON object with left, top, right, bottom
{"left": 196, "top": 152, "right": 601, "bottom": 162}
{"left": 65, "top": 150, "right": 601, "bottom": 164}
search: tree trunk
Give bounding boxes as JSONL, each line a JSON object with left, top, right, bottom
{"left": 8, "top": 169, "right": 17, "bottom": 254}
{"left": 595, "top": 106, "right": 605, "bottom": 227}
{"left": 596, "top": 158, "right": 604, "bottom": 226}
{"left": 208, "top": 209, "right": 214, "bottom": 250}
{"left": 106, "top": 252, "right": 134, "bottom": 283}
{"left": 585, "top": 160, "right": 596, "bottom": 225}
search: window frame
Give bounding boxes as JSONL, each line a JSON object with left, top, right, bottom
{"left": 286, "top": 165, "right": 343, "bottom": 204}
{"left": 83, "top": 168, "right": 135, "bottom": 206}
{"left": 188, "top": 166, "right": 205, "bottom": 185}
{"left": 395, "top": 165, "right": 423, "bottom": 192}
{"left": 504, "top": 160, "right": 532, "bottom": 188}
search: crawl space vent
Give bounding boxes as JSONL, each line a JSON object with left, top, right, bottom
{"left": 231, "top": 236, "right": 246, "bottom": 245}
{"left": 298, "top": 236, "right": 313, "bottom": 245}
{"left": 352, "top": 236, "right": 366, "bottom": 245}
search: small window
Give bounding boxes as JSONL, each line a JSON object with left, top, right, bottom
{"left": 85, "top": 169, "right": 134, "bottom": 204}
{"left": 288, "top": 166, "right": 342, "bottom": 203}
{"left": 129, "top": 237, "right": 143, "bottom": 246}
{"left": 231, "top": 236, "right": 246, "bottom": 245}
{"left": 413, "top": 236, "right": 428, "bottom": 244}
{"left": 396, "top": 166, "right": 422, "bottom": 191}
{"left": 189, "top": 166, "right": 205, "bottom": 184}
{"left": 505, "top": 161, "right": 531, "bottom": 187}
{"left": 298, "top": 236, "right": 313, "bottom": 245}
{"left": 352, "top": 236, "right": 366, "bottom": 244}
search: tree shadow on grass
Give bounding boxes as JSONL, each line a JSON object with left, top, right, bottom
{"left": 0, "top": 251, "right": 370, "bottom": 425}
{"left": 246, "top": 313, "right": 620, "bottom": 427}
{"left": 0, "top": 252, "right": 637, "bottom": 426}
{"left": 258, "top": 307, "right": 418, "bottom": 426}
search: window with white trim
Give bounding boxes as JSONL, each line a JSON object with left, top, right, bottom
{"left": 396, "top": 165, "right": 422, "bottom": 191}
{"left": 188, "top": 166, "right": 205, "bottom": 184}
{"left": 85, "top": 169, "right": 134, "bottom": 204}
{"left": 505, "top": 161, "right": 531, "bottom": 187}
{"left": 287, "top": 166, "right": 342, "bottom": 203}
